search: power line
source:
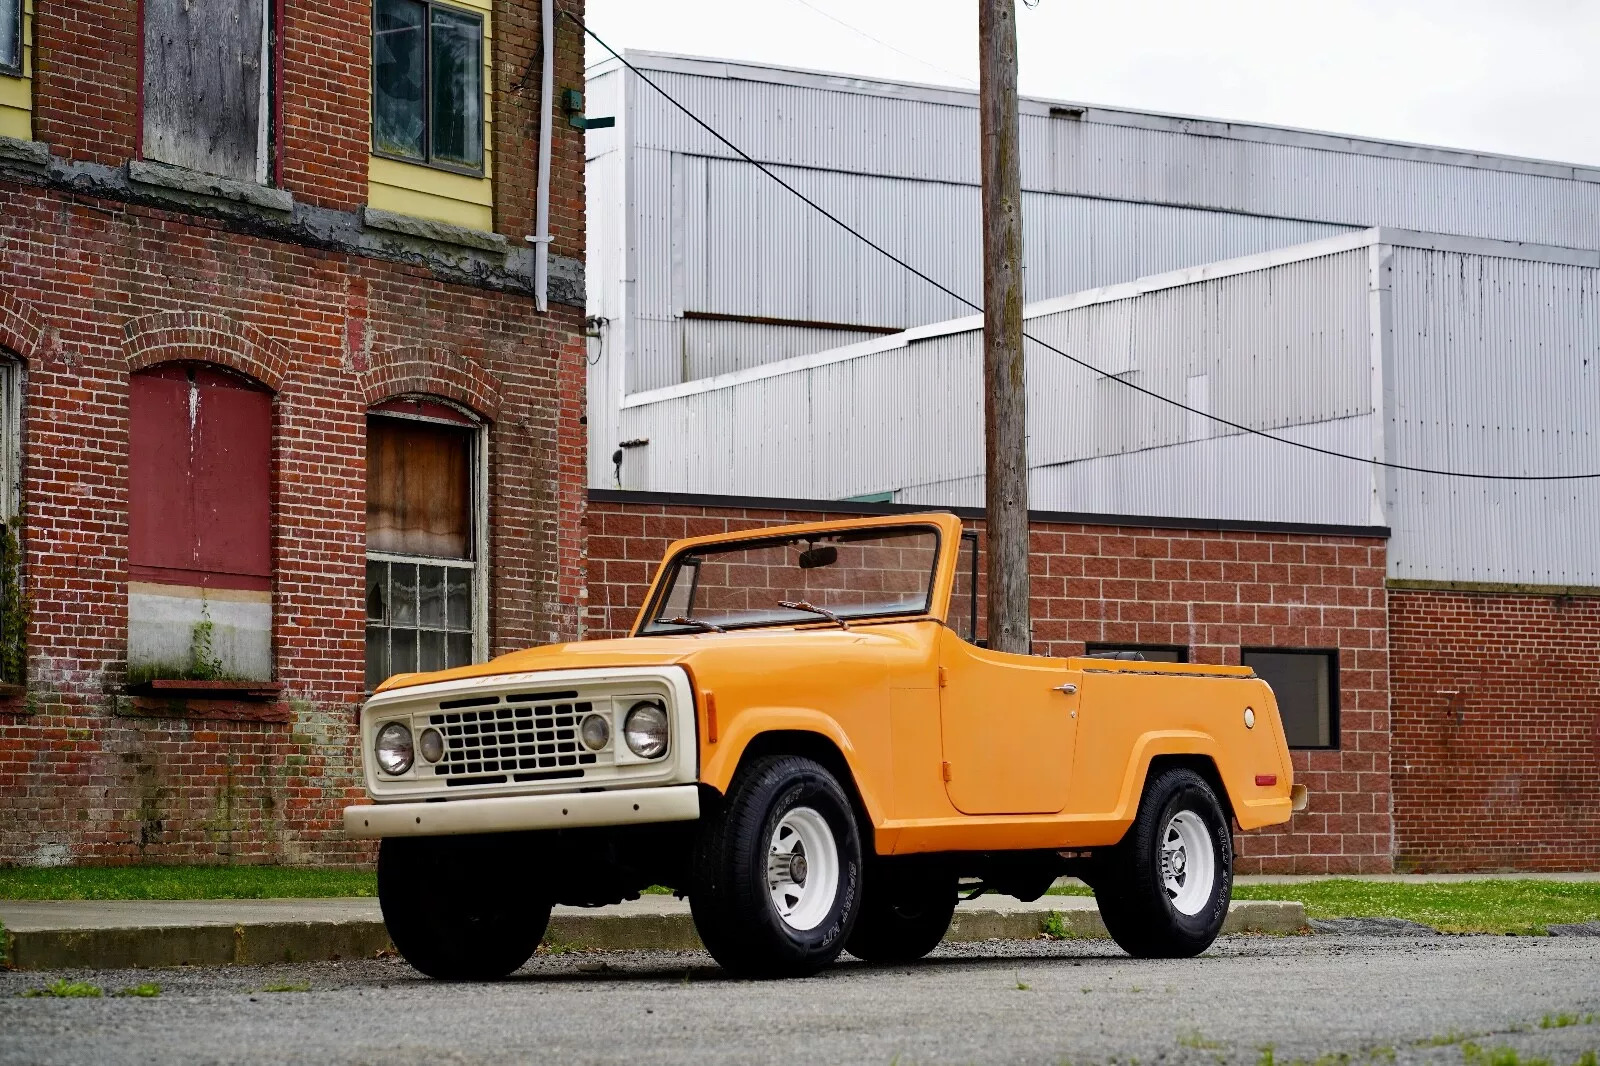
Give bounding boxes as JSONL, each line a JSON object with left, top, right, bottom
{"left": 784, "top": 0, "right": 977, "bottom": 88}
{"left": 567, "top": 10, "right": 1600, "bottom": 482}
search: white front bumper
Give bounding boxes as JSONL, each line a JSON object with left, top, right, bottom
{"left": 344, "top": 785, "right": 701, "bottom": 839}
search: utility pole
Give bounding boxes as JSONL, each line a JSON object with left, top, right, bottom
{"left": 979, "top": 0, "right": 1030, "bottom": 653}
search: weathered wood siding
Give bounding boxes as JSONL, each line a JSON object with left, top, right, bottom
{"left": 0, "top": 0, "right": 33, "bottom": 141}
{"left": 142, "top": 0, "right": 267, "bottom": 182}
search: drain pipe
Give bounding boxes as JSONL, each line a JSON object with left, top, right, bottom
{"left": 527, "top": 0, "right": 555, "bottom": 312}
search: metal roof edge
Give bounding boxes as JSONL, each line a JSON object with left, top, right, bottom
{"left": 1371, "top": 228, "right": 1600, "bottom": 268}
{"left": 611, "top": 50, "right": 1600, "bottom": 184}
{"left": 588, "top": 488, "right": 1391, "bottom": 540}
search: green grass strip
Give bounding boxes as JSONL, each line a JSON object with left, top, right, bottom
{"left": 0, "top": 866, "right": 376, "bottom": 901}
{"left": 1048, "top": 878, "right": 1600, "bottom": 935}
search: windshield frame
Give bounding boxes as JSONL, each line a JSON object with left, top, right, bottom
{"left": 634, "top": 521, "right": 946, "bottom": 637}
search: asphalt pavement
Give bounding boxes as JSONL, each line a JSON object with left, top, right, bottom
{"left": 2, "top": 934, "right": 1597, "bottom": 1066}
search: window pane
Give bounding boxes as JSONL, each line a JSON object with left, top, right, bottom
{"left": 445, "top": 566, "right": 472, "bottom": 631}
{"left": 390, "top": 628, "right": 418, "bottom": 675}
{"left": 366, "top": 561, "right": 388, "bottom": 622}
{"left": 365, "top": 626, "right": 390, "bottom": 690}
{"left": 367, "top": 416, "right": 474, "bottom": 559}
{"left": 429, "top": 7, "right": 482, "bottom": 167}
{"left": 418, "top": 630, "right": 446, "bottom": 673}
{"left": 1, "top": 0, "right": 20, "bottom": 72}
{"left": 1244, "top": 650, "right": 1334, "bottom": 748}
{"left": 446, "top": 631, "right": 472, "bottom": 668}
{"left": 373, "top": 0, "right": 425, "bottom": 159}
{"left": 418, "top": 564, "right": 445, "bottom": 628}
{"left": 389, "top": 563, "right": 418, "bottom": 626}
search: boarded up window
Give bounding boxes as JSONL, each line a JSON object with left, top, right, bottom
{"left": 128, "top": 364, "right": 272, "bottom": 587}
{"left": 127, "top": 364, "right": 274, "bottom": 683}
{"left": 143, "top": 0, "right": 270, "bottom": 183}
{"left": 366, "top": 408, "right": 480, "bottom": 688}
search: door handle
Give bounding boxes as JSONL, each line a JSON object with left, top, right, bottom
{"left": 1053, "top": 683, "right": 1077, "bottom": 694}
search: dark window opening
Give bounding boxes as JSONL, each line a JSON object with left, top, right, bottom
{"left": 1084, "top": 644, "right": 1188, "bottom": 663}
{"left": 0, "top": 0, "right": 21, "bottom": 76}
{"left": 1241, "top": 648, "right": 1339, "bottom": 749}
{"left": 373, "top": 0, "right": 483, "bottom": 172}
{"left": 366, "top": 409, "right": 481, "bottom": 689}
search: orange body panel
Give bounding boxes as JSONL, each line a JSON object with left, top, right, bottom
{"left": 379, "top": 511, "right": 1298, "bottom": 854}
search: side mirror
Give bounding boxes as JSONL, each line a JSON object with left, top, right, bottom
{"left": 797, "top": 545, "right": 838, "bottom": 569}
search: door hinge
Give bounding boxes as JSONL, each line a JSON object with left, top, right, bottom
{"left": 941, "top": 760, "right": 952, "bottom": 783}
{"left": 938, "top": 665, "right": 948, "bottom": 688}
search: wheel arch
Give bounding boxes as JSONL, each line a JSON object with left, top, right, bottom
{"left": 710, "top": 728, "right": 880, "bottom": 858}
{"left": 1143, "top": 753, "right": 1236, "bottom": 827}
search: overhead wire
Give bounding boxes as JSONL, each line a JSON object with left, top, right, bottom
{"left": 784, "top": 0, "right": 977, "bottom": 88}
{"left": 569, "top": 9, "right": 1600, "bottom": 482}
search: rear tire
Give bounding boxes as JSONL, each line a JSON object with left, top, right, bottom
{"left": 845, "top": 864, "right": 957, "bottom": 963}
{"left": 378, "top": 835, "right": 550, "bottom": 980}
{"left": 1094, "top": 768, "right": 1232, "bottom": 958}
{"left": 691, "top": 755, "right": 863, "bottom": 978}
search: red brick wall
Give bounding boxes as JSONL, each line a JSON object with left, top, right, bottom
{"left": 1392, "top": 589, "right": 1600, "bottom": 871}
{"left": 0, "top": 0, "right": 588, "bottom": 867}
{"left": 587, "top": 497, "right": 1393, "bottom": 874}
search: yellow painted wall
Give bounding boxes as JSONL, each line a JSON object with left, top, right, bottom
{"left": 368, "top": 0, "right": 494, "bottom": 232}
{"left": 0, "top": 0, "right": 33, "bottom": 141}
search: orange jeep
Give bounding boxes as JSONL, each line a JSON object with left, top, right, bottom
{"left": 345, "top": 512, "right": 1305, "bottom": 978}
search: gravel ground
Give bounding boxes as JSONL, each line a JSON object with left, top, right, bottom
{"left": 1, "top": 935, "right": 1597, "bottom": 1066}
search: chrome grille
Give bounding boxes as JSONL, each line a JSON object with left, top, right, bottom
{"left": 427, "top": 690, "right": 602, "bottom": 784}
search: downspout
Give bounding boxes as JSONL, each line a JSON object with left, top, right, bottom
{"left": 527, "top": 0, "right": 556, "bottom": 313}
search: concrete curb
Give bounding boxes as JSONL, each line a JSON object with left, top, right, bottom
{"left": 2, "top": 899, "right": 1306, "bottom": 971}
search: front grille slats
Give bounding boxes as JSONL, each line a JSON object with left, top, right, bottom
{"left": 429, "top": 698, "right": 602, "bottom": 778}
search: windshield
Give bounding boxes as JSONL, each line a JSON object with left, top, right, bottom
{"left": 639, "top": 526, "right": 941, "bottom": 635}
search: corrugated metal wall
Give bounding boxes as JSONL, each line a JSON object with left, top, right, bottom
{"left": 595, "top": 54, "right": 1600, "bottom": 403}
{"left": 1387, "top": 246, "right": 1600, "bottom": 585}
{"left": 617, "top": 242, "right": 1379, "bottom": 528}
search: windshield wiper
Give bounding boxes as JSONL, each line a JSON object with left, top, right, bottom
{"left": 778, "top": 600, "right": 849, "bottom": 630}
{"left": 665, "top": 615, "right": 725, "bottom": 633}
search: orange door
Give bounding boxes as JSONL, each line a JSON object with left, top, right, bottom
{"left": 936, "top": 628, "right": 1078, "bottom": 815}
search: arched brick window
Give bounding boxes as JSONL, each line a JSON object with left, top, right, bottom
{"left": 365, "top": 395, "right": 485, "bottom": 689}
{"left": 127, "top": 363, "right": 273, "bottom": 683}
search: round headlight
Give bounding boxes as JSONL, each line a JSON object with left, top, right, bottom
{"left": 580, "top": 713, "right": 611, "bottom": 751}
{"left": 418, "top": 727, "right": 445, "bottom": 763}
{"left": 623, "top": 702, "right": 669, "bottom": 759}
{"left": 375, "top": 722, "right": 414, "bottom": 776}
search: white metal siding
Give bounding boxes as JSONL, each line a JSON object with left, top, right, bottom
{"left": 1387, "top": 246, "right": 1600, "bottom": 584}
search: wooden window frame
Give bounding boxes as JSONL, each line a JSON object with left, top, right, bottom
{"left": 1240, "top": 647, "right": 1341, "bottom": 751}
{"left": 0, "top": 0, "right": 21, "bottom": 77}
{"left": 365, "top": 403, "right": 489, "bottom": 691}
{"left": 369, "top": 0, "right": 486, "bottom": 178}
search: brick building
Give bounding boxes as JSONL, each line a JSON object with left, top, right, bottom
{"left": 0, "top": 0, "right": 588, "bottom": 864}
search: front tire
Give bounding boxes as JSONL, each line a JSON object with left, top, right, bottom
{"left": 378, "top": 835, "right": 551, "bottom": 980}
{"left": 1094, "top": 768, "right": 1232, "bottom": 958}
{"left": 691, "top": 755, "right": 863, "bottom": 978}
{"left": 845, "top": 864, "right": 957, "bottom": 963}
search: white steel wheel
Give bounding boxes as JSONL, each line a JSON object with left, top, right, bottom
{"left": 1160, "top": 810, "right": 1216, "bottom": 916}
{"left": 766, "top": 806, "right": 840, "bottom": 931}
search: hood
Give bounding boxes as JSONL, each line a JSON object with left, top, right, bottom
{"left": 373, "top": 626, "right": 898, "bottom": 693}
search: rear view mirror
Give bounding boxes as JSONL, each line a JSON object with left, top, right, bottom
{"left": 797, "top": 545, "right": 838, "bottom": 569}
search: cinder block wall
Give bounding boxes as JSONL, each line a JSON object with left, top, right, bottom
{"left": 586, "top": 494, "right": 1393, "bottom": 875}
{"left": 1391, "top": 589, "right": 1600, "bottom": 871}
{"left": 0, "top": 0, "right": 587, "bottom": 867}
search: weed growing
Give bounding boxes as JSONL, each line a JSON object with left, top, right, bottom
{"left": 21, "top": 979, "right": 103, "bottom": 998}
{"left": 115, "top": 983, "right": 162, "bottom": 998}
{"left": 260, "top": 981, "right": 310, "bottom": 993}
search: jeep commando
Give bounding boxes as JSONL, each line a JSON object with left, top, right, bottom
{"left": 345, "top": 512, "right": 1306, "bottom": 978}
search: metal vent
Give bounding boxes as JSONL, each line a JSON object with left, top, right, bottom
{"left": 428, "top": 699, "right": 602, "bottom": 779}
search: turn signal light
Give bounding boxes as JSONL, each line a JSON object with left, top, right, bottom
{"left": 1255, "top": 774, "right": 1277, "bottom": 786}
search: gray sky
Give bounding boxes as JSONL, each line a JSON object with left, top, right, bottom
{"left": 584, "top": 0, "right": 1600, "bottom": 166}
